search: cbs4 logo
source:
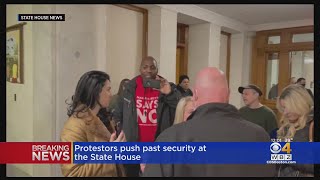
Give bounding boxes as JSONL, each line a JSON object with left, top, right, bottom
{"left": 270, "top": 142, "right": 292, "bottom": 154}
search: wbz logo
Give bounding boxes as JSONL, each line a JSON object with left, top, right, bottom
{"left": 270, "top": 142, "right": 292, "bottom": 160}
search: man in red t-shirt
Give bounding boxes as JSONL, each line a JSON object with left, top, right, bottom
{"left": 135, "top": 75, "right": 160, "bottom": 142}
{"left": 113, "top": 56, "right": 181, "bottom": 177}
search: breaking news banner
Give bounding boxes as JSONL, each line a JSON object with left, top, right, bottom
{"left": 18, "top": 14, "right": 65, "bottom": 21}
{"left": 0, "top": 142, "right": 320, "bottom": 164}
{"left": 73, "top": 142, "right": 319, "bottom": 164}
{"left": 0, "top": 142, "right": 71, "bottom": 164}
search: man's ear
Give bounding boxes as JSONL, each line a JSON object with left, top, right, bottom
{"left": 192, "top": 89, "right": 197, "bottom": 100}
{"left": 192, "top": 89, "right": 198, "bottom": 107}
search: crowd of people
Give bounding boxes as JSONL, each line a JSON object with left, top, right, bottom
{"left": 60, "top": 56, "right": 314, "bottom": 177}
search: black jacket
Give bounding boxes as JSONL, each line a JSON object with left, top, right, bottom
{"left": 177, "top": 85, "right": 193, "bottom": 97}
{"left": 113, "top": 75, "right": 181, "bottom": 142}
{"left": 306, "top": 88, "right": 314, "bottom": 99}
{"left": 143, "top": 103, "right": 276, "bottom": 177}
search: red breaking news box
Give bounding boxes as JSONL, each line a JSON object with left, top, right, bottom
{"left": 0, "top": 142, "right": 72, "bottom": 164}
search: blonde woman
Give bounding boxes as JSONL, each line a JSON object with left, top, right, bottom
{"left": 173, "top": 96, "right": 194, "bottom": 124}
{"left": 276, "top": 84, "right": 313, "bottom": 177}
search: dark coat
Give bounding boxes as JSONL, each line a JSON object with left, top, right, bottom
{"left": 143, "top": 103, "right": 276, "bottom": 177}
{"left": 177, "top": 85, "right": 193, "bottom": 97}
{"left": 60, "top": 108, "right": 126, "bottom": 177}
{"left": 113, "top": 75, "right": 181, "bottom": 142}
{"left": 306, "top": 88, "right": 314, "bottom": 99}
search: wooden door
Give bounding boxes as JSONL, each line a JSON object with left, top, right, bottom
{"left": 176, "top": 47, "right": 181, "bottom": 83}
{"left": 251, "top": 26, "right": 314, "bottom": 126}
{"left": 176, "top": 23, "right": 189, "bottom": 84}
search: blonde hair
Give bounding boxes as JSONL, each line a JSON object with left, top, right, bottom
{"left": 277, "top": 85, "right": 313, "bottom": 140}
{"left": 174, "top": 96, "right": 193, "bottom": 124}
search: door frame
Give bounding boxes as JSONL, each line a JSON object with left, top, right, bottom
{"left": 251, "top": 26, "right": 314, "bottom": 122}
{"left": 221, "top": 31, "right": 231, "bottom": 85}
{"left": 114, "top": 4, "right": 148, "bottom": 58}
{"left": 176, "top": 23, "right": 189, "bottom": 84}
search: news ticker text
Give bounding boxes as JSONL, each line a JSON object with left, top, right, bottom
{"left": 18, "top": 14, "right": 65, "bottom": 21}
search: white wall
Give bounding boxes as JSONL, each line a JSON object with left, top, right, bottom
{"left": 6, "top": 4, "right": 34, "bottom": 177}
{"left": 219, "top": 34, "right": 228, "bottom": 76}
{"left": 159, "top": 9, "right": 177, "bottom": 83}
{"left": 242, "top": 33, "right": 254, "bottom": 87}
{"left": 208, "top": 24, "right": 221, "bottom": 68}
{"left": 228, "top": 32, "right": 254, "bottom": 108}
{"left": 95, "top": 6, "right": 108, "bottom": 73}
{"left": 6, "top": 5, "right": 34, "bottom": 142}
{"left": 54, "top": 5, "right": 102, "bottom": 176}
{"left": 229, "top": 33, "right": 246, "bottom": 108}
{"left": 158, "top": 5, "right": 313, "bottom": 33}
{"left": 106, "top": 5, "right": 143, "bottom": 94}
{"left": 188, "top": 23, "right": 211, "bottom": 87}
{"left": 158, "top": 5, "right": 247, "bottom": 33}
{"left": 188, "top": 23, "right": 222, "bottom": 88}
{"left": 55, "top": 4, "right": 99, "bottom": 141}
{"left": 148, "top": 7, "right": 177, "bottom": 83}
{"left": 148, "top": 7, "right": 161, "bottom": 65}
{"left": 31, "top": 4, "right": 57, "bottom": 177}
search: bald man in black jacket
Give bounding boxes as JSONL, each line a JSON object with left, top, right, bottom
{"left": 143, "top": 67, "right": 276, "bottom": 177}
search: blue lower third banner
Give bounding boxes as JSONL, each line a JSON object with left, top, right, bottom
{"left": 73, "top": 142, "right": 320, "bottom": 164}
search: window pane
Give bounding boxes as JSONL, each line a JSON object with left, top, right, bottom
{"left": 290, "top": 50, "right": 314, "bottom": 95}
{"left": 292, "top": 33, "right": 313, "bottom": 43}
{"left": 268, "top": 36, "right": 280, "bottom": 44}
{"left": 266, "top": 52, "right": 279, "bottom": 100}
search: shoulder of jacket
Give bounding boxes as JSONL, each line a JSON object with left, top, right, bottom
{"left": 169, "top": 82, "right": 177, "bottom": 88}
{"left": 124, "top": 77, "right": 138, "bottom": 93}
{"left": 239, "top": 106, "right": 246, "bottom": 111}
{"left": 156, "top": 124, "right": 178, "bottom": 142}
{"left": 262, "top": 106, "right": 277, "bottom": 116}
{"left": 64, "top": 115, "right": 86, "bottom": 128}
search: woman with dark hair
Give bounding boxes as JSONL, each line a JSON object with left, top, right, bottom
{"left": 60, "top": 70, "right": 126, "bottom": 177}
{"left": 177, "top": 75, "right": 193, "bottom": 97}
{"left": 109, "top": 78, "right": 130, "bottom": 112}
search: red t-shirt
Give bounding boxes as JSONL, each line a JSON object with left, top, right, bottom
{"left": 135, "top": 76, "right": 160, "bottom": 142}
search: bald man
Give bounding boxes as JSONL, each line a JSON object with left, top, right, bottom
{"left": 143, "top": 67, "right": 276, "bottom": 177}
{"left": 113, "top": 56, "right": 181, "bottom": 176}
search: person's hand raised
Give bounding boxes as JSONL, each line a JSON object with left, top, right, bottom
{"left": 156, "top": 76, "right": 171, "bottom": 95}
{"left": 110, "top": 131, "right": 126, "bottom": 142}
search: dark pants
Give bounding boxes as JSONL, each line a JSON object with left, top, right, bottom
{"left": 124, "top": 164, "right": 140, "bottom": 177}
